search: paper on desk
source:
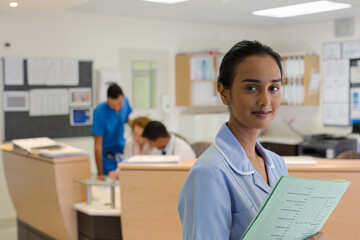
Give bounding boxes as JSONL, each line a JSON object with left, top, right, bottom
{"left": 283, "top": 156, "right": 317, "bottom": 165}
{"left": 126, "top": 155, "right": 180, "bottom": 164}
{"left": 242, "top": 176, "right": 351, "bottom": 240}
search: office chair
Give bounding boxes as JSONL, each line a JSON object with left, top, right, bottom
{"left": 191, "top": 141, "right": 212, "bottom": 158}
{"left": 336, "top": 150, "right": 360, "bottom": 159}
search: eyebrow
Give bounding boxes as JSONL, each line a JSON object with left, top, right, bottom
{"left": 241, "top": 78, "right": 282, "bottom": 83}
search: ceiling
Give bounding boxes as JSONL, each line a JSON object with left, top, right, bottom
{"left": 1, "top": 0, "right": 360, "bottom": 28}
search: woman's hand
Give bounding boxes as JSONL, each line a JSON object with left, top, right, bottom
{"left": 305, "top": 232, "right": 324, "bottom": 240}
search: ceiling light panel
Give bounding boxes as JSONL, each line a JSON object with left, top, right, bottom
{"left": 141, "top": 0, "right": 189, "bottom": 4}
{"left": 252, "top": 1, "right": 352, "bottom": 18}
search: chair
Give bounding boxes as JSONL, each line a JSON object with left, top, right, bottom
{"left": 191, "top": 141, "right": 212, "bottom": 158}
{"left": 336, "top": 150, "right": 360, "bottom": 159}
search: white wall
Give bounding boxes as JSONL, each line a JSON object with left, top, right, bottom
{"left": 264, "top": 17, "right": 360, "bottom": 137}
{"left": 0, "top": 11, "right": 264, "bottom": 221}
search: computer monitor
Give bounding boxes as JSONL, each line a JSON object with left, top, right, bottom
{"left": 70, "top": 107, "right": 92, "bottom": 126}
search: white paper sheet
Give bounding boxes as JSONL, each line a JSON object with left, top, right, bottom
{"left": 3, "top": 91, "right": 29, "bottom": 112}
{"left": 323, "top": 60, "right": 336, "bottom": 82}
{"left": 29, "top": 89, "right": 69, "bottom": 116}
{"left": 323, "top": 42, "right": 342, "bottom": 59}
{"left": 44, "top": 58, "right": 62, "bottom": 85}
{"left": 62, "top": 59, "right": 79, "bottom": 85}
{"left": 335, "top": 59, "right": 350, "bottom": 82}
{"left": 27, "top": 58, "right": 46, "bottom": 85}
{"left": 323, "top": 104, "right": 336, "bottom": 125}
{"left": 342, "top": 41, "right": 360, "bottom": 59}
{"left": 323, "top": 82, "right": 336, "bottom": 103}
{"left": 335, "top": 82, "right": 350, "bottom": 103}
{"left": 4, "top": 56, "right": 24, "bottom": 86}
{"left": 307, "top": 73, "right": 320, "bottom": 96}
{"left": 335, "top": 103, "right": 350, "bottom": 126}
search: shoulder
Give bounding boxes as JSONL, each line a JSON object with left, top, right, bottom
{"left": 94, "top": 102, "right": 107, "bottom": 113}
{"left": 190, "top": 145, "right": 227, "bottom": 176}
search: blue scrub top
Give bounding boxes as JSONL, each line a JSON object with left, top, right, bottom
{"left": 178, "top": 124, "right": 288, "bottom": 240}
{"left": 91, "top": 96, "right": 132, "bottom": 174}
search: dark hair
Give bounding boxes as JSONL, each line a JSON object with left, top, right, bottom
{"left": 107, "top": 83, "right": 124, "bottom": 99}
{"left": 218, "top": 40, "right": 283, "bottom": 89}
{"left": 142, "top": 121, "right": 169, "bottom": 141}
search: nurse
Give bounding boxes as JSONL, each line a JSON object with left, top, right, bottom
{"left": 177, "top": 40, "right": 324, "bottom": 240}
{"left": 91, "top": 83, "right": 132, "bottom": 180}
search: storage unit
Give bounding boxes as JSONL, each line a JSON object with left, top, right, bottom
{"left": 281, "top": 55, "right": 319, "bottom": 105}
{"left": 175, "top": 53, "right": 223, "bottom": 106}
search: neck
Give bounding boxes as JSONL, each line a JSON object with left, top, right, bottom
{"left": 227, "top": 119, "right": 260, "bottom": 158}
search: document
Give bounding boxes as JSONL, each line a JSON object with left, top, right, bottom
{"left": 323, "top": 42, "right": 341, "bottom": 59}
{"left": 125, "top": 155, "right": 181, "bottom": 164}
{"left": 44, "top": 58, "right": 62, "bottom": 85}
{"left": 29, "top": 89, "right": 69, "bottom": 116}
{"left": 27, "top": 58, "right": 46, "bottom": 85}
{"left": 242, "top": 176, "right": 351, "bottom": 240}
{"left": 4, "top": 56, "right": 24, "bottom": 86}
{"left": 62, "top": 59, "right": 79, "bottom": 85}
{"left": 12, "top": 137, "right": 88, "bottom": 158}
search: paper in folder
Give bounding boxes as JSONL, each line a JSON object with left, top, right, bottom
{"left": 242, "top": 176, "right": 351, "bottom": 240}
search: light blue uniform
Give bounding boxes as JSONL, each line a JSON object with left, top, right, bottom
{"left": 178, "top": 124, "right": 288, "bottom": 240}
{"left": 91, "top": 96, "right": 132, "bottom": 175}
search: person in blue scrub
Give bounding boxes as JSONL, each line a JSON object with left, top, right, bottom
{"left": 91, "top": 83, "right": 132, "bottom": 180}
{"left": 177, "top": 40, "right": 324, "bottom": 240}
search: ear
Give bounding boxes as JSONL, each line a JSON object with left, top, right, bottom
{"left": 217, "top": 83, "right": 231, "bottom": 105}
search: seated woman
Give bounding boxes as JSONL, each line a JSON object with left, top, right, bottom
{"left": 108, "top": 116, "right": 161, "bottom": 179}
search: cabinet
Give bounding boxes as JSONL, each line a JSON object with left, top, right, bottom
{"left": 281, "top": 55, "right": 319, "bottom": 105}
{"left": 176, "top": 53, "right": 223, "bottom": 106}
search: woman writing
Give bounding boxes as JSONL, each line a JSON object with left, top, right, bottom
{"left": 177, "top": 40, "right": 324, "bottom": 240}
{"left": 108, "top": 116, "right": 160, "bottom": 179}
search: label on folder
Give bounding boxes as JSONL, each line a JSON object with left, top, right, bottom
{"left": 241, "top": 176, "right": 351, "bottom": 240}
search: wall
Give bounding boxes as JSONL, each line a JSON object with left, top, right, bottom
{"left": 0, "top": 11, "right": 264, "bottom": 221}
{"left": 264, "top": 17, "right": 360, "bottom": 137}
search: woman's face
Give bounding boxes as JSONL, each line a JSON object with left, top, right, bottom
{"left": 133, "top": 125, "right": 147, "bottom": 145}
{"left": 220, "top": 54, "right": 282, "bottom": 130}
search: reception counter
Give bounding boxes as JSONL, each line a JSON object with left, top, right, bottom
{"left": 119, "top": 158, "right": 360, "bottom": 240}
{"left": 2, "top": 150, "right": 91, "bottom": 240}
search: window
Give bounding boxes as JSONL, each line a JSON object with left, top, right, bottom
{"left": 132, "top": 61, "right": 157, "bottom": 109}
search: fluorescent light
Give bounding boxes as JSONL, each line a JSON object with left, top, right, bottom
{"left": 9, "top": 2, "right": 18, "bottom": 7}
{"left": 141, "top": 0, "right": 189, "bottom": 4}
{"left": 252, "top": 1, "right": 352, "bottom": 18}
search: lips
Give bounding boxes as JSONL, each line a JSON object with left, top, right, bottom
{"left": 252, "top": 110, "right": 272, "bottom": 118}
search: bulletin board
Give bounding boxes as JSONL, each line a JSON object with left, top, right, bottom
{"left": 2, "top": 58, "right": 93, "bottom": 141}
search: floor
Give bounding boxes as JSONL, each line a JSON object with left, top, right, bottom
{"left": 0, "top": 225, "right": 17, "bottom": 240}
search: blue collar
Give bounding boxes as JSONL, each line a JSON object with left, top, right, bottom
{"left": 214, "top": 124, "right": 275, "bottom": 176}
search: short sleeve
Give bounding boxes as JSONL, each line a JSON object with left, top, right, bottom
{"left": 91, "top": 107, "right": 105, "bottom": 137}
{"left": 178, "top": 167, "right": 231, "bottom": 240}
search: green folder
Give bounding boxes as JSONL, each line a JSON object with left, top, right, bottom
{"left": 241, "top": 176, "right": 351, "bottom": 240}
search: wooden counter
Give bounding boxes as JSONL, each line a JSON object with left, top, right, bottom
{"left": 2, "top": 150, "right": 91, "bottom": 240}
{"left": 119, "top": 158, "right": 360, "bottom": 240}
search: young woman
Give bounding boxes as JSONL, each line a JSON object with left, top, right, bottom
{"left": 108, "top": 116, "right": 160, "bottom": 179}
{"left": 177, "top": 40, "right": 324, "bottom": 240}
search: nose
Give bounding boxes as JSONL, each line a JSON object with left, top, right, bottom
{"left": 257, "top": 90, "right": 271, "bottom": 107}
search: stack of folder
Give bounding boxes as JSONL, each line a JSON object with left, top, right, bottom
{"left": 11, "top": 137, "right": 88, "bottom": 158}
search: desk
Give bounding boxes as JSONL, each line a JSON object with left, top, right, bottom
{"left": 119, "top": 158, "right": 360, "bottom": 240}
{"left": 2, "top": 150, "right": 91, "bottom": 240}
